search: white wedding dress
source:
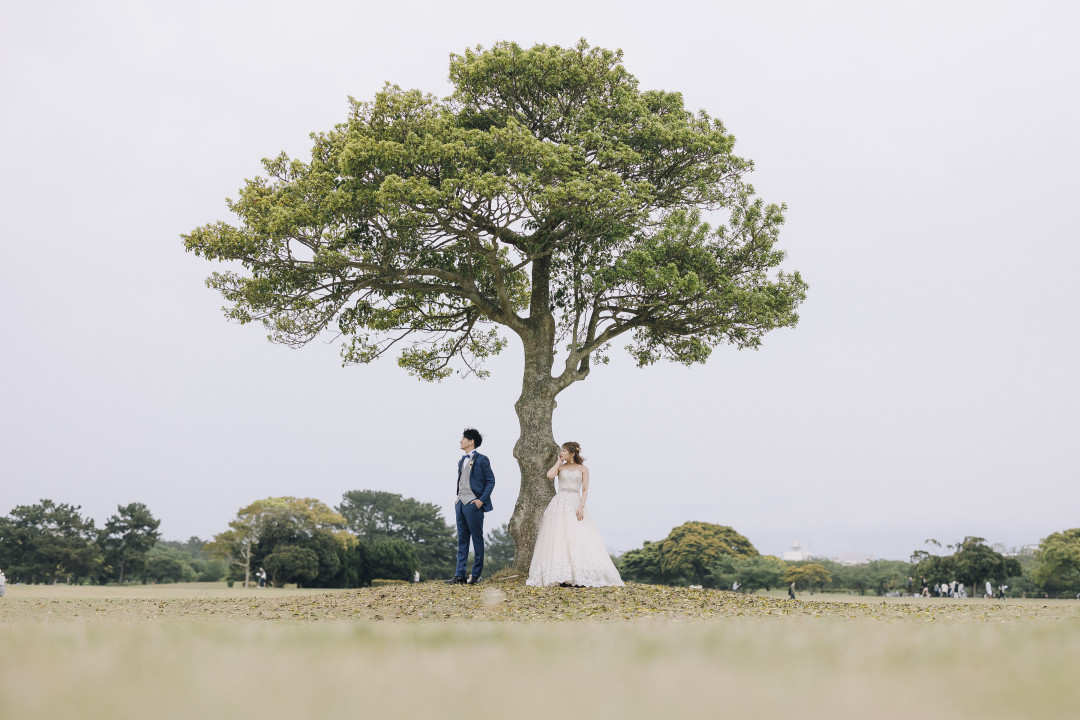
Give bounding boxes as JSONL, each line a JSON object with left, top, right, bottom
{"left": 526, "top": 468, "right": 624, "bottom": 587}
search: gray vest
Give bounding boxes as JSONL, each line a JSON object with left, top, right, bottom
{"left": 457, "top": 454, "right": 476, "bottom": 505}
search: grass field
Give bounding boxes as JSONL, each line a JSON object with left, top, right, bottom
{"left": 2, "top": 581, "right": 1078, "bottom": 719}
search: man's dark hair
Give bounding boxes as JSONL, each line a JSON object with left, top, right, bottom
{"left": 463, "top": 428, "right": 483, "bottom": 448}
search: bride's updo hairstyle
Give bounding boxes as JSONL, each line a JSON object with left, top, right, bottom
{"left": 562, "top": 441, "right": 585, "bottom": 465}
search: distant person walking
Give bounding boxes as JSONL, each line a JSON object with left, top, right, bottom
{"left": 0, "top": 568, "right": 6, "bottom": 597}
{"left": 257, "top": 567, "right": 267, "bottom": 588}
{"left": 985, "top": 580, "right": 993, "bottom": 599}
{"left": 788, "top": 582, "right": 796, "bottom": 600}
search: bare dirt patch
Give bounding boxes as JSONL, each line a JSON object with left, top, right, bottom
{"left": 3, "top": 580, "right": 1076, "bottom": 624}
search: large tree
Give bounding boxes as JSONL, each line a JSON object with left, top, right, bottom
{"left": 658, "top": 521, "right": 758, "bottom": 585}
{"left": 1030, "top": 529, "right": 1080, "bottom": 592}
{"left": 619, "top": 521, "right": 757, "bottom": 585}
{"left": 337, "top": 490, "right": 455, "bottom": 580}
{"left": 910, "top": 539, "right": 955, "bottom": 588}
{"left": 785, "top": 562, "right": 832, "bottom": 593}
{"left": 99, "top": 502, "right": 161, "bottom": 584}
{"left": 912, "top": 537, "right": 1021, "bottom": 596}
{"left": 183, "top": 40, "right": 807, "bottom": 570}
{"left": 951, "top": 536, "right": 1021, "bottom": 595}
{"left": 206, "top": 497, "right": 348, "bottom": 587}
{"left": 0, "top": 500, "right": 101, "bottom": 584}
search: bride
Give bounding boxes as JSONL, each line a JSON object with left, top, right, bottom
{"left": 526, "top": 442, "right": 624, "bottom": 587}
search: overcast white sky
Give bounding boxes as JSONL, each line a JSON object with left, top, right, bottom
{"left": 2, "top": 1, "right": 1077, "bottom": 561}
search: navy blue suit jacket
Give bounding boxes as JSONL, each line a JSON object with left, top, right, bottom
{"left": 457, "top": 452, "right": 495, "bottom": 512}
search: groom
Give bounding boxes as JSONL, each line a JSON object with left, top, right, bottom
{"left": 447, "top": 428, "right": 495, "bottom": 585}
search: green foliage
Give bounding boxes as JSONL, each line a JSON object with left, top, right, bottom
{"left": 0, "top": 500, "right": 101, "bottom": 584}
{"left": 1005, "top": 553, "right": 1043, "bottom": 598}
{"left": 252, "top": 518, "right": 343, "bottom": 588}
{"left": 911, "top": 547, "right": 954, "bottom": 588}
{"left": 182, "top": 39, "right": 807, "bottom": 566}
{"left": 618, "top": 523, "right": 757, "bottom": 586}
{"left": 330, "top": 542, "right": 367, "bottom": 588}
{"left": 616, "top": 541, "right": 664, "bottom": 584}
{"left": 1032, "top": 529, "right": 1080, "bottom": 595}
{"left": 785, "top": 563, "right": 832, "bottom": 591}
{"left": 157, "top": 537, "right": 227, "bottom": 581}
{"left": 367, "top": 540, "right": 420, "bottom": 582}
{"left": 483, "top": 523, "right": 515, "bottom": 576}
{"left": 337, "top": 490, "right": 455, "bottom": 580}
{"left": 911, "top": 538, "right": 1021, "bottom": 596}
{"left": 263, "top": 546, "right": 320, "bottom": 587}
{"left": 182, "top": 37, "right": 805, "bottom": 387}
{"left": 951, "top": 537, "right": 1020, "bottom": 593}
{"left": 99, "top": 502, "right": 161, "bottom": 584}
{"left": 706, "top": 554, "right": 787, "bottom": 593}
{"left": 659, "top": 522, "right": 758, "bottom": 586}
{"left": 206, "top": 497, "right": 348, "bottom": 587}
{"left": 143, "top": 545, "right": 197, "bottom": 584}
{"left": 816, "top": 559, "right": 911, "bottom": 596}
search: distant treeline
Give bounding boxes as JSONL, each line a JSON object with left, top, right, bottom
{"left": 3, "top": 499, "right": 1078, "bottom": 597}
{"left": 0, "top": 493, "right": 514, "bottom": 587}
{"left": 613, "top": 522, "right": 1080, "bottom": 599}
{"left": 0, "top": 500, "right": 225, "bottom": 586}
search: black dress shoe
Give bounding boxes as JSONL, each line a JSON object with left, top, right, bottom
{"left": 467, "top": 575, "right": 481, "bottom": 585}
{"left": 445, "top": 576, "right": 467, "bottom": 584}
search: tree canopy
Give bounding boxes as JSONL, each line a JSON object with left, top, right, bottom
{"left": 0, "top": 500, "right": 100, "bottom": 584}
{"left": 337, "top": 489, "right": 455, "bottom": 580}
{"left": 183, "top": 39, "right": 804, "bottom": 379}
{"left": 706, "top": 554, "right": 787, "bottom": 593}
{"left": 659, "top": 521, "right": 758, "bottom": 586}
{"left": 183, "top": 39, "right": 807, "bottom": 570}
{"left": 1031, "top": 529, "right": 1080, "bottom": 589}
{"left": 206, "top": 497, "right": 348, "bottom": 587}
{"left": 951, "top": 536, "right": 1021, "bottom": 592}
{"left": 910, "top": 537, "right": 1021, "bottom": 595}
{"left": 619, "top": 521, "right": 757, "bottom": 586}
{"left": 99, "top": 502, "right": 161, "bottom": 584}
{"left": 785, "top": 562, "right": 832, "bottom": 592}
{"left": 616, "top": 540, "right": 664, "bottom": 585}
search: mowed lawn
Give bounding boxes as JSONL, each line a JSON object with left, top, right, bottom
{"left": 2, "top": 582, "right": 1078, "bottom": 720}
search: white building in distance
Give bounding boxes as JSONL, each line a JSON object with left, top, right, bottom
{"left": 782, "top": 541, "right": 811, "bottom": 562}
{"left": 781, "top": 542, "right": 875, "bottom": 565}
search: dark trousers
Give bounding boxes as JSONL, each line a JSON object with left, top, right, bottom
{"left": 455, "top": 500, "right": 485, "bottom": 579}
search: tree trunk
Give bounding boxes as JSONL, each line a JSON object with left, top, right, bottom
{"left": 508, "top": 329, "right": 560, "bottom": 574}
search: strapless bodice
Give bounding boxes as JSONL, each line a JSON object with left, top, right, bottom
{"left": 527, "top": 466, "right": 624, "bottom": 587}
{"left": 557, "top": 468, "right": 583, "bottom": 494}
